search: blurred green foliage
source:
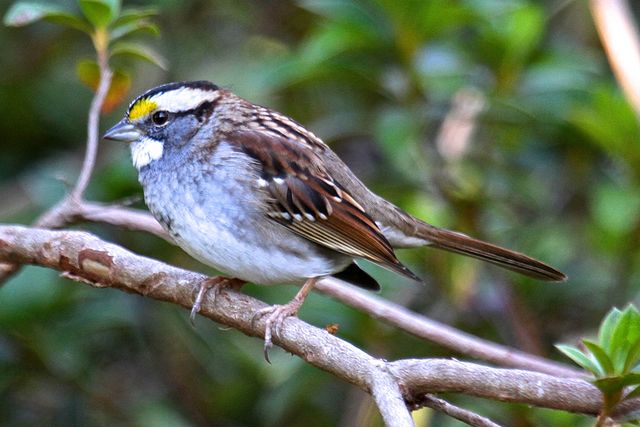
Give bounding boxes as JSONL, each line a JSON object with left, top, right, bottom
{"left": 1, "top": 0, "right": 639, "bottom": 425}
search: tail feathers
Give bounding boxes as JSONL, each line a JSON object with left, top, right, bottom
{"left": 417, "top": 224, "right": 567, "bottom": 282}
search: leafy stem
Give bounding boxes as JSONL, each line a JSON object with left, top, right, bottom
{"left": 558, "top": 304, "right": 640, "bottom": 425}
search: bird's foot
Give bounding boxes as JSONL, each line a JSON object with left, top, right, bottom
{"left": 190, "top": 277, "right": 245, "bottom": 324}
{"left": 252, "top": 299, "right": 304, "bottom": 363}
{"left": 252, "top": 277, "right": 318, "bottom": 363}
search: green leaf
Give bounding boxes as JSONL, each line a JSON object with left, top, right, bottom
{"left": 111, "top": 7, "right": 157, "bottom": 27}
{"left": 3, "top": 1, "right": 90, "bottom": 32}
{"left": 625, "top": 338, "right": 640, "bottom": 373}
{"left": 79, "top": 0, "right": 120, "bottom": 28}
{"left": 110, "top": 41, "right": 167, "bottom": 69}
{"left": 583, "top": 340, "right": 614, "bottom": 376}
{"left": 600, "top": 307, "right": 623, "bottom": 353}
{"left": 610, "top": 305, "right": 640, "bottom": 373}
{"left": 110, "top": 20, "right": 159, "bottom": 41}
{"left": 556, "top": 344, "right": 603, "bottom": 376}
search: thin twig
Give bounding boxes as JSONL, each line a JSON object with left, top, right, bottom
{"left": 75, "top": 201, "right": 170, "bottom": 241}
{"left": 72, "top": 48, "right": 113, "bottom": 198}
{"left": 413, "top": 394, "right": 502, "bottom": 427}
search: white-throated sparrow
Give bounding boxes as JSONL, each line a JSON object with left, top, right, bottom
{"left": 104, "top": 81, "right": 566, "bottom": 357}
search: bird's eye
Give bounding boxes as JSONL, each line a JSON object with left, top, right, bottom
{"left": 152, "top": 110, "right": 170, "bottom": 126}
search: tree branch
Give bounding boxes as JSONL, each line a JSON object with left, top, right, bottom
{"left": 10, "top": 201, "right": 580, "bottom": 377}
{"left": 4, "top": 201, "right": 580, "bottom": 378}
{"left": 369, "top": 359, "right": 415, "bottom": 426}
{"left": 1, "top": 224, "right": 635, "bottom": 422}
{"left": 388, "top": 359, "right": 601, "bottom": 413}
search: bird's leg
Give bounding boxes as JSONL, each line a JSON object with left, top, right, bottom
{"left": 190, "top": 277, "right": 245, "bottom": 324}
{"left": 253, "top": 277, "right": 319, "bottom": 362}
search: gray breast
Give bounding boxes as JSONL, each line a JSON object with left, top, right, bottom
{"left": 136, "top": 141, "right": 351, "bottom": 284}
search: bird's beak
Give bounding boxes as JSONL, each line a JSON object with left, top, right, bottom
{"left": 103, "top": 119, "right": 142, "bottom": 143}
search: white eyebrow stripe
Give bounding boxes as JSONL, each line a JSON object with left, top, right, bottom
{"left": 149, "top": 87, "right": 218, "bottom": 112}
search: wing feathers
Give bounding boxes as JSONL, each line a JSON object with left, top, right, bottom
{"left": 229, "top": 130, "right": 419, "bottom": 281}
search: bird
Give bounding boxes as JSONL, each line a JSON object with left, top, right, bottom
{"left": 104, "top": 80, "right": 566, "bottom": 359}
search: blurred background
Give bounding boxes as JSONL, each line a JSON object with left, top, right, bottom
{"left": 1, "top": 0, "right": 639, "bottom": 425}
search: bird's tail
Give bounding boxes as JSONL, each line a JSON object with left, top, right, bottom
{"left": 413, "top": 222, "right": 566, "bottom": 282}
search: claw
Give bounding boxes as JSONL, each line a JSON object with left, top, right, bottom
{"left": 252, "top": 277, "right": 318, "bottom": 362}
{"left": 263, "top": 325, "right": 273, "bottom": 364}
{"left": 253, "top": 303, "right": 298, "bottom": 363}
{"left": 190, "top": 277, "right": 245, "bottom": 325}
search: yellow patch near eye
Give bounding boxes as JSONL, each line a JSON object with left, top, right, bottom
{"left": 128, "top": 99, "right": 158, "bottom": 121}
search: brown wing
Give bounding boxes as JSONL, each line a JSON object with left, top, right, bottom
{"left": 228, "top": 130, "right": 420, "bottom": 281}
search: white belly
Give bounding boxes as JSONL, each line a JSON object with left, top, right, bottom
{"left": 169, "top": 202, "right": 344, "bottom": 285}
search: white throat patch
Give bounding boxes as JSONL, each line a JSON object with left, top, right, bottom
{"left": 131, "top": 137, "right": 164, "bottom": 169}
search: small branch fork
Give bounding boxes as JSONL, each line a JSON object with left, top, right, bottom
{"left": 35, "top": 51, "right": 113, "bottom": 228}
{"left": 0, "top": 46, "right": 114, "bottom": 284}
{"left": 2, "top": 225, "right": 639, "bottom": 426}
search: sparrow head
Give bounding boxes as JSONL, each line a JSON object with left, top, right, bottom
{"left": 103, "top": 80, "right": 222, "bottom": 169}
